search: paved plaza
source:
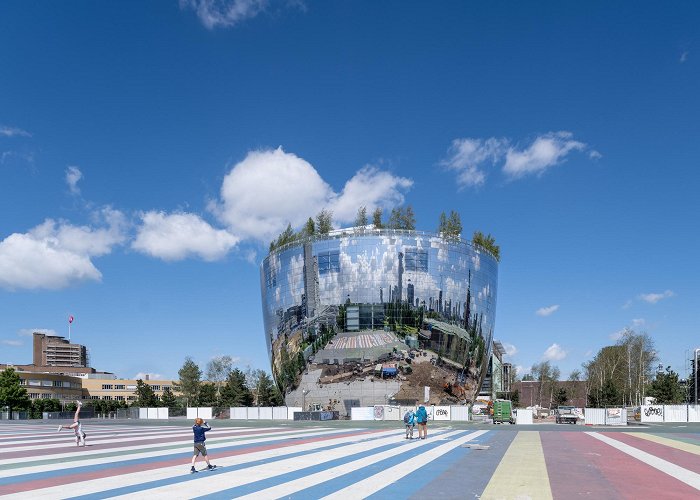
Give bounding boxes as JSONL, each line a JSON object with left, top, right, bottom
{"left": 1, "top": 419, "right": 699, "bottom": 499}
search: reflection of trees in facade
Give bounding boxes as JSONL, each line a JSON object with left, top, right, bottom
{"left": 260, "top": 229, "right": 498, "bottom": 394}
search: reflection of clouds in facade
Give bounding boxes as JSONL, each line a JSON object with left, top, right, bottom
{"left": 261, "top": 231, "right": 498, "bottom": 346}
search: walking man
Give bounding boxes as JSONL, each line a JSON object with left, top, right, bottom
{"left": 190, "top": 417, "right": 217, "bottom": 473}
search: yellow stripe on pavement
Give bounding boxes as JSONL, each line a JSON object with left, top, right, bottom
{"left": 480, "top": 431, "right": 553, "bottom": 500}
{"left": 625, "top": 432, "right": 700, "bottom": 456}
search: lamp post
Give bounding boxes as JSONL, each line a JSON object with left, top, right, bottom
{"left": 302, "top": 389, "right": 310, "bottom": 411}
{"left": 694, "top": 349, "right": 700, "bottom": 406}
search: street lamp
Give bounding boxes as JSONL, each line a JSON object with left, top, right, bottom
{"left": 302, "top": 389, "right": 310, "bottom": 411}
{"left": 694, "top": 349, "right": 700, "bottom": 406}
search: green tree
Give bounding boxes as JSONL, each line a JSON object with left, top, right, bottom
{"left": 206, "top": 355, "right": 234, "bottom": 399}
{"left": 176, "top": 357, "right": 202, "bottom": 407}
{"left": 0, "top": 368, "right": 30, "bottom": 418}
{"left": 510, "top": 389, "right": 520, "bottom": 407}
{"left": 447, "top": 210, "right": 462, "bottom": 239}
{"left": 372, "top": 207, "right": 383, "bottom": 229}
{"left": 438, "top": 211, "right": 447, "bottom": 235}
{"left": 472, "top": 231, "right": 500, "bottom": 262}
{"left": 256, "top": 372, "right": 280, "bottom": 406}
{"left": 198, "top": 383, "right": 218, "bottom": 406}
{"left": 134, "top": 379, "right": 160, "bottom": 407}
{"left": 316, "top": 209, "right": 333, "bottom": 235}
{"left": 354, "top": 206, "right": 368, "bottom": 228}
{"left": 555, "top": 387, "right": 568, "bottom": 406}
{"left": 304, "top": 217, "right": 315, "bottom": 237}
{"left": 220, "top": 368, "right": 253, "bottom": 407}
{"left": 160, "top": 387, "right": 178, "bottom": 409}
{"left": 647, "top": 366, "right": 685, "bottom": 404}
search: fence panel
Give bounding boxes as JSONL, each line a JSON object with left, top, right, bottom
{"left": 247, "top": 407, "right": 259, "bottom": 419}
{"left": 450, "top": 406, "right": 470, "bottom": 421}
{"left": 230, "top": 407, "right": 247, "bottom": 420}
{"left": 157, "top": 408, "right": 169, "bottom": 419}
{"left": 139, "top": 408, "right": 149, "bottom": 419}
{"left": 272, "top": 406, "right": 288, "bottom": 420}
{"left": 433, "top": 405, "right": 451, "bottom": 421}
{"left": 287, "top": 407, "right": 301, "bottom": 420}
{"left": 146, "top": 408, "right": 158, "bottom": 419}
{"left": 689, "top": 405, "right": 700, "bottom": 423}
{"left": 584, "top": 408, "right": 605, "bottom": 425}
{"left": 515, "top": 408, "right": 533, "bottom": 424}
{"left": 186, "top": 407, "right": 198, "bottom": 419}
{"left": 351, "top": 407, "right": 374, "bottom": 420}
{"left": 258, "top": 407, "right": 273, "bottom": 419}
{"left": 640, "top": 405, "right": 664, "bottom": 423}
{"left": 663, "top": 405, "right": 687, "bottom": 422}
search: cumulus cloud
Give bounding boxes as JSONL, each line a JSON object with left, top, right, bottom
{"left": 442, "top": 138, "right": 507, "bottom": 188}
{"left": 0, "top": 208, "right": 128, "bottom": 290}
{"left": 66, "top": 166, "right": 83, "bottom": 195}
{"left": 535, "top": 304, "right": 559, "bottom": 317}
{"left": 1, "top": 339, "right": 22, "bottom": 346}
{"left": 443, "top": 131, "right": 594, "bottom": 187}
{"left": 631, "top": 318, "right": 646, "bottom": 328}
{"left": 132, "top": 211, "right": 239, "bottom": 262}
{"left": 180, "top": 0, "right": 266, "bottom": 29}
{"left": 0, "top": 125, "right": 31, "bottom": 137}
{"left": 542, "top": 343, "right": 567, "bottom": 361}
{"left": 639, "top": 290, "right": 675, "bottom": 304}
{"left": 680, "top": 51, "right": 689, "bottom": 63}
{"left": 502, "top": 342, "right": 518, "bottom": 357}
{"left": 212, "top": 147, "right": 412, "bottom": 242}
{"left": 503, "top": 132, "right": 585, "bottom": 179}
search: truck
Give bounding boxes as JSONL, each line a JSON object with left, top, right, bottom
{"left": 492, "top": 399, "right": 514, "bottom": 424}
{"left": 555, "top": 406, "right": 579, "bottom": 424}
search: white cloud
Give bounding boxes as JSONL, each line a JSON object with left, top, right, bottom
{"left": 609, "top": 328, "right": 626, "bottom": 341}
{"left": 631, "top": 318, "right": 646, "bottom": 328}
{"left": 213, "top": 147, "right": 412, "bottom": 242}
{"left": 535, "top": 304, "right": 559, "bottom": 317}
{"left": 132, "top": 211, "right": 239, "bottom": 262}
{"left": 66, "top": 166, "right": 83, "bottom": 195}
{"left": 639, "top": 290, "right": 675, "bottom": 304}
{"left": 503, "top": 131, "right": 586, "bottom": 179}
{"left": 1, "top": 339, "right": 22, "bottom": 346}
{"left": 680, "top": 51, "right": 689, "bottom": 63}
{"left": 502, "top": 342, "right": 518, "bottom": 357}
{"left": 18, "top": 328, "right": 57, "bottom": 337}
{"left": 180, "top": 0, "right": 266, "bottom": 29}
{"left": 443, "top": 132, "right": 594, "bottom": 187}
{"left": 133, "top": 372, "right": 164, "bottom": 380}
{"left": 0, "top": 209, "right": 128, "bottom": 290}
{"left": 0, "top": 125, "right": 31, "bottom": 137}
{"left": 442, "top": 138, "right": 507, "bottom": 188}
{"left": 542, "top": 343, "right": 567, "bottom": 361}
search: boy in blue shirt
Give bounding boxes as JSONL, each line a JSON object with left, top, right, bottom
{"left": 190, "top": 418, "right": 217, "bottom": 473}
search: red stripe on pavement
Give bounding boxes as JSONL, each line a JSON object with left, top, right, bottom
{"left": 0, "top": 428, "right": 383, "bottom": 495}
{"left": 602, "top": 432, "right": 700, "bottom": 474}
{"left": 557, "top": 432, "right": 698, "bottom": 500}
{"left": 1, "top": 428, "right": 290, "bottom": 460}
{"left": 541, "top": 431, "right": 614, "bottom": 498}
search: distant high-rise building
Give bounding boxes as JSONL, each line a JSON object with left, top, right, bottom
{"left": 407, "top": 281, "right": 415, "bottom": 306}
{"left": 33, "top": 332, "right": 88, "bottom": 368}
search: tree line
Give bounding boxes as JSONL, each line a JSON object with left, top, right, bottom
{"left": 268, "top": 206, "right": 500, "bottom": 262}
{"left": 518, "top": 329, "right": 689, "bottom": 408}
{"left": 0, "top": 356, "right": 283, "bottom": 419}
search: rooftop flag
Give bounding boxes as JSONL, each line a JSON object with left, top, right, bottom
{"left": 69, "top": 315, "right": 74, "bottom": 324}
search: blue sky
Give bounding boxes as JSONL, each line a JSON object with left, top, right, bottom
{"left": 1, "top": 1, "right": 698, "bottom": 381}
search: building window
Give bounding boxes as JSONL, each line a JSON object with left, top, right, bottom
{"left": 264, "top": 262, "right": 277, "bottom": 288}
{"left": 318, "top": 251, "right": 340, "bottom": 274}
{"left": 127, "top": 396, "right": 136, "bottom": 400}
{"left": 53, "top": 380, "right": 63, "bottom": 387}
{"left": 19, "top": 379, "right": 26, "bottom": 385}
{"left": 28, "top": 380, "right": 41, "bottom": 386}
{"left": 102, "top": 396, "right": 113, "bottom": 400}
{"left": 405, "top": 247, "right": 428, "bottom": 272}
{"left": 151, "top": 385, "right": 161, "bottom": 391}
{"left": 126, "top": 385, "right": 137, "bottom": 390}
{"left": 102, "top": 384, "right": 113, "bottom": 390}
{"left": 41, "top": 393, "right": 52, "bottom": 399}
{"left": 115, "top": 384, "right": 125, "bottom": 390}
{"left": 29, "top": 393, "right": 40, "bottom": 399}
{"left": 91, "top": 395, "right": 100, "bottom": 400}
{"left": 162, "top": 385, "right": 170, "bottom": 391}
{"left": 115, "top": 396, "right": 125, "bottom": 401}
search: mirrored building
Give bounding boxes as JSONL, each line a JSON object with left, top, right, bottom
{"left": 260, "top": 227, "right": 499, "bottom": 410}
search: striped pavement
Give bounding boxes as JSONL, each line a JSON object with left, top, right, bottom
{"left": 0, "top": 422, "right": 699, "bottom": 498}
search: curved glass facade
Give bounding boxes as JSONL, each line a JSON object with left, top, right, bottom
{"left": 260, "top": 228, "right": 498, "bottom": 405}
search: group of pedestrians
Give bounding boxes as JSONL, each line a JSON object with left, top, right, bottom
{"left": 403, "top": 405, "right": 428, "bottom": 439}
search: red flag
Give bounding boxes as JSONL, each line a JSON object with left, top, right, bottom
{"left": 69, "top": 315, "right": 74, "bottom": 324}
